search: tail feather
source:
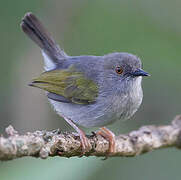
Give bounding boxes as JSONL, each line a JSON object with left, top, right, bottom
{"left": 21, "top": 12, "right": 67, "bottom": 63}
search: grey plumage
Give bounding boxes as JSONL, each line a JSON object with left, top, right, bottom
{"left": 21, "top": 13, "right": 149, "bottom": 128}
{"left": 21, "top": 12, "right": 67, "bottom": 63}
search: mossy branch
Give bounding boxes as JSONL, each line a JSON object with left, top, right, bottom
{"left": 1, "top": 115, "right": 181, "bottom": 160}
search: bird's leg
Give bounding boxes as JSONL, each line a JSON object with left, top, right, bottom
{"left": 63, "top": 117, "right": 91, "bottom": 154}
{"left": 96, "top": 127, "right": 116, "bottom": 154}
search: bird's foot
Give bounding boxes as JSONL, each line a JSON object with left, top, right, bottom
{"left": 63, "top": 117, "right": 91, "bottom": 155}
{"left": 78, "top": 128, "right": 91, "bottom": 155}
{"left": 96, "top": 127, "right": 116, "bottom": 154}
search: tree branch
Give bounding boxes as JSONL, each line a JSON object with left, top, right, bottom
{"left": 1, "top": 115, "right": 181, "bottom": 160}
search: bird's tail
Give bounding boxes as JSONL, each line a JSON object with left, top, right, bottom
{"left": 21, "top": 12, "right": 67, "bottom": 62}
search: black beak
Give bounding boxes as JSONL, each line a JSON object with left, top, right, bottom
{"left": 132, "top": 69, "right": 150, "bottom": 77}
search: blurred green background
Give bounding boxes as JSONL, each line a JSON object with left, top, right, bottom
{"left": 0, "top": 0, "right": 181, "bottom": 179}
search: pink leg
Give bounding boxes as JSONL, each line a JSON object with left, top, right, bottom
{"left": 64, "top": 117, "right": 91, "bottom": 153}
{"left": 96, "top": 127, "right": 116, "bottom": 154}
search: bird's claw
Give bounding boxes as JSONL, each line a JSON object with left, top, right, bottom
{"left": 96, "top": 127, "right": 116, "bottom": 156}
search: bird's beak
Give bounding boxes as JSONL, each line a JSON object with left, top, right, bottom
{"left": 132, "top": 69, "right": 150, "bottom": 77}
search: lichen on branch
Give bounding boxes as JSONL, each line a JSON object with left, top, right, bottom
{"left": 0, "top": 115, "right": 181, "bottom": 160}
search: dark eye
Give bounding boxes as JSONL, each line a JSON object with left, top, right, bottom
{"left": 115, "top": 66, "right": 123, "bottom": 74}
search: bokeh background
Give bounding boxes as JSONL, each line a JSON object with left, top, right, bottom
{"left": 0, "top": 0, "right": 181, "bottom": 179}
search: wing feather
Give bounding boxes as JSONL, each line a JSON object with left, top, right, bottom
{"left": 30, "top": 66, "right": 99, "bottom": 104}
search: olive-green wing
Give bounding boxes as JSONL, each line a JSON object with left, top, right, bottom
{"left": 30, "top": 67, "right": 99, "bottom": 104}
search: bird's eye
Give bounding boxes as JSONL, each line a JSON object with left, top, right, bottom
{"left": 115, "top": 66, "right": 123, "bottom": 74}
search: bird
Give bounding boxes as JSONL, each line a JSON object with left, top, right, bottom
{"left": 21, "top": 12, "right": 149, "bottom": 154}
